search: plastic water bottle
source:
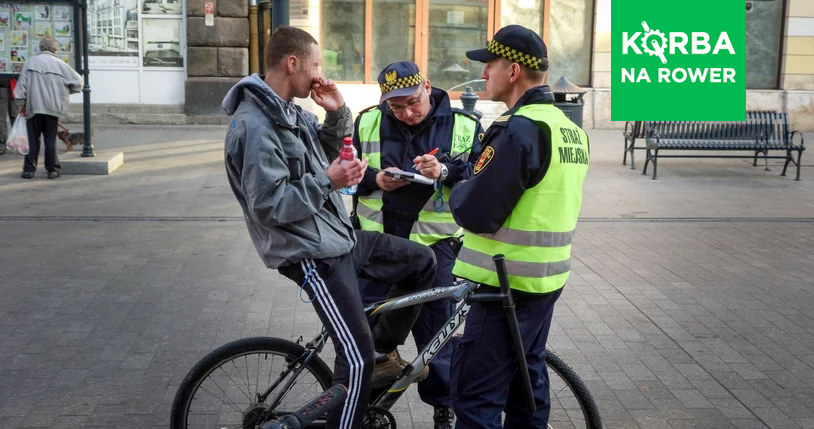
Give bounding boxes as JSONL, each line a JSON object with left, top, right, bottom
{"left": 339, "top": 136, "right": 358, "bottom": 195}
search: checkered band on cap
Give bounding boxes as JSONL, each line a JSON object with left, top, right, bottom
{"left": 379, "top": 72, "right": 425, "bottom": 94}
{"left": 487, "top": 39, "right": 543, "bottom": 70}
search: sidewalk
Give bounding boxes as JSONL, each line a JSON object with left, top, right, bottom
{"left": 0, "top": 126, "right": 812, "bottom": 428}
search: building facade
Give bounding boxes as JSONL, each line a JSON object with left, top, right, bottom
{"left": 63, "top": 0, "right": 814, "bottom": 129}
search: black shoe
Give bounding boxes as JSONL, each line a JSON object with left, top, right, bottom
{"left": 433, "top": 406, "right": 454, "bottom": 429}
{"left": 21, "top": 171, "right": 34, "bottom": 179}
{"left": 47, "top": 171, "right": 61, "bottom": 179}
{"left": 0, "top": 144, "right": 5, "bottom": 155}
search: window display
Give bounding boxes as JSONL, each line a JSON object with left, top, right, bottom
{"left": 0, "top": 3, "right": 75, "bottom": 73}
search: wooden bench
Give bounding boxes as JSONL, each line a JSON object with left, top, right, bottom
{"left": 641, "top": 112, "right": 805, "bottom": 180}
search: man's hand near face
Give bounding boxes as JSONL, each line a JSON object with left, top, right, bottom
{"left": 310, "top": 77, "right": 344, "bottom": 112}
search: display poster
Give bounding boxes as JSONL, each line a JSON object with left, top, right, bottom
{"left": 0, "top": 3, "right": 75, "bottom": 73}
{"left": 89, "top": 0, "right": 184, "bottom": 69}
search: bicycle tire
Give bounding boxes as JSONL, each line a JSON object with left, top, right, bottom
{"left": 546, "top": 350, "right": 602, "bottom": 429}
{"left": 171, "top": 337, "right": 333, "bottom": 429}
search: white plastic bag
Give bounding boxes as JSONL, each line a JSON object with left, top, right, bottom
{"left": 6, "top": 115, "right": 28, "bottom": 155}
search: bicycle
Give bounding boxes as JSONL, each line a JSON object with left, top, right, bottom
{"left": 171, "top": 257, "right": 602, "bottom": 429}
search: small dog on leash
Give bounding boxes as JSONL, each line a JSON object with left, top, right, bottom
{"left": 57, "top": 124, "right": 90, "bottom": 152}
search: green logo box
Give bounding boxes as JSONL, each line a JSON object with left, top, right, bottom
{"left": 611, "top": 0, "right": 745, "bottom": 121}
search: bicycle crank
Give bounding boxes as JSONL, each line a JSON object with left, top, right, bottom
{"left": 361, "top": 406, "right": 396, "bottom": 429}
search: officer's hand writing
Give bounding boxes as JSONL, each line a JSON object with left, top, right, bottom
{"left": 413, "top": 154, "right": 441, "bottom": 179}
{"left": 310, "top": 77, "right": 344, "bottom": 112}
{"left": 326, "top": 157, "right": 367, "bottom": 189}
{"left": 376, "top": 167, "right": 410, "bottom": 192}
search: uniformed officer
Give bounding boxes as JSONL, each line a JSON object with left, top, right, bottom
{"left": 447, "top": 25, "right": 590, "bottom": 428}
{"left": 353, "top": 61, "right": 483, "bottom": 429}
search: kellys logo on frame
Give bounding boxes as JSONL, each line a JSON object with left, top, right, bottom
{"left": 611, "top": 0, "right": 745, "bottom": 121}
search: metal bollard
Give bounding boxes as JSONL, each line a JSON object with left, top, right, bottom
{"left": 460, "top": 87, "right": 482, "bottom": 120}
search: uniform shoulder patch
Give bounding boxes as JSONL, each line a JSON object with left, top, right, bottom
{"left": 473, "top": 146, "right": 495, "bottom": 175}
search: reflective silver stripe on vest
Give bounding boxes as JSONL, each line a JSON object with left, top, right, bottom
{"left": 480, "top": 228, "right": 575, "bottom": 247}
{"left": 411, "top": 220, "right": 461, "bottom": 237}
{"left": 361, "top": 141, "right": 381, "bottom": 155}
{"left": 457, "top": 247, "right": 571, "bottom": 278}
{"left": 356, "top": 200, "right": 384, "bottom": 224}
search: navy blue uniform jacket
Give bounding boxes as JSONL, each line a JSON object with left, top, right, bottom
{"left": 354, "top": 87, "right": 484, "bottom": 219}
{"left": 450, "top": 86, "right": 559, "bottom": 234}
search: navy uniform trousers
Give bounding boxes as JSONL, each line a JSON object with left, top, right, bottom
{"left": 451, "top": 288, "right": 562, "bottom": 429}
{"left": 279, "top": 230, "right": 436, "bottom": 429}
{"left": 358, "top": 216, "right": 458, "bottom": 408}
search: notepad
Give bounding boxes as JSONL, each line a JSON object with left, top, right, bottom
{"left": 383, "top": 169, "right": 436, "bottom": 186}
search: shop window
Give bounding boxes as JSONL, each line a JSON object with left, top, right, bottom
{"left": 320, "top": 0, "right": 593, "bottom": 88}
{"left": 372, "top": 0, "right": 416, "bottom": 79}
{"left": 745, "top": 0, "right": 784, "bottom": 89}
{"left": 321, "top": 0, "right": 366, "bottom": 81}
{"left": 427, "top": 0, "right": 488, "bottom": 91}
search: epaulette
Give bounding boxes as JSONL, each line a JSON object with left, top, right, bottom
{"left": 488, "top": 114, "right": 512, "bottom": 128}
{"left": 451, "top": 108, "right": 479, "bottom": 122}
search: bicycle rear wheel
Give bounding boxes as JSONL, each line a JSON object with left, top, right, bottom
{"left": 546, "top": 350, "right": 602, "bottom": 429}
{"left": 171, "top": 337, "right": 333, "bottom": 429}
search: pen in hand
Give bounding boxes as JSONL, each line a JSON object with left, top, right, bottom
{"left": 414, "top": 148, "right": 439, "bottom": 170}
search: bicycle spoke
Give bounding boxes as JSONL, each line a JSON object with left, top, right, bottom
{"left": 196, "top": 383, "right": 245, "bottom": 415}
{"left": 181, "top": 347, "right": 330, "bottom": 429}
{"left": 229, "top": 358, "right": 253, "bottom": 401}
{"left": 220, "top": 363, "right": 254, "bottom": 403}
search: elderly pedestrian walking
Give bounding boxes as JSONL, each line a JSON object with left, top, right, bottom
{"left": 14, "top": 37, "right": 83, "bottom": 179}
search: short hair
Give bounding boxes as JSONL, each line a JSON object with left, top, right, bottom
{"left": 39, "top": 37, "right": 58, "bottom": 53}
{"left": 524, "top": 58, "right": 548, "bottom": 82}
{"left": 265, "top": 26, "right": 318, "bottom": 69}
{"left": 500, "top": 57, "right": 548, "bottom": 83}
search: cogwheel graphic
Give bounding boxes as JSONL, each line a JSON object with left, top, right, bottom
{"left": 640, "top": 21, "right": 668, "bottom": 64}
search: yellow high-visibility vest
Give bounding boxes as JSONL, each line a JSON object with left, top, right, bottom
{"left": 452, "top": 103, "right": 589, "bottom": 294}
{"left": 356, "top": 108, "right": 476, "bottom": 246}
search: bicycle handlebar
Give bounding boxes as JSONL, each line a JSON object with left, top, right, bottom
{"left": 465, "top": 292, "right": 503, "bottom": 303}
{"left": 260, "top": 384, "right": 348, "bottom": 429}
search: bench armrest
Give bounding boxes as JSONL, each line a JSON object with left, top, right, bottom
{"left": 789, "top": 130, "right": 805, "bottom": 149}
{"left": 623, "top": 121, "right": 634, "bottom": 139}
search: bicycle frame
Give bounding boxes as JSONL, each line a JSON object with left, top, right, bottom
{"left": 365, "top": 279, "right": 479, "bottom": 409}
{"left": 278, "top": 279, "right": 480, "bottom": 414}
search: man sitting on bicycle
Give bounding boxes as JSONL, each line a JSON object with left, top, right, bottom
{"left": 222, "top": 26, "right": 435, "bottom": 429}
{"left": 447, "top": 25, "right": 590, "bottom": 428}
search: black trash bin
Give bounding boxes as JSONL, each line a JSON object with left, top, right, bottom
{"left": 550, "top": 76, "right": 587, "bottom": 128}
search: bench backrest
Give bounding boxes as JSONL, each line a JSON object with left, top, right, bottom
{"left": 645, "top": 111, "right": 790, "bottom": 146}
{"left": 762, "top": 112, "right": 791, "bottom": 148}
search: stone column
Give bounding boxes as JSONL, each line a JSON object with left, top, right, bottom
{"left": 186, "top": 0, "right": 250, "bottom": 115}
{"left": 591, "top": 0, "right": 614, "bottom": 129}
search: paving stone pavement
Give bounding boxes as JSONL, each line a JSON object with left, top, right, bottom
{"left": 0, "top": 125, "right": 813, "bottom": 429}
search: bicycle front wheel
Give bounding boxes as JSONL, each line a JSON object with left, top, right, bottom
{"left": 546, "top": 350, "right": 602, "bottom": 429}
{"left": 171, "top": 337, "right": 333, "bottom": 429}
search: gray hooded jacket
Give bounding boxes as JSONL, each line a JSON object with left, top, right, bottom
{"left": 222, "top": 74, "right": 355, "bottom": 268}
